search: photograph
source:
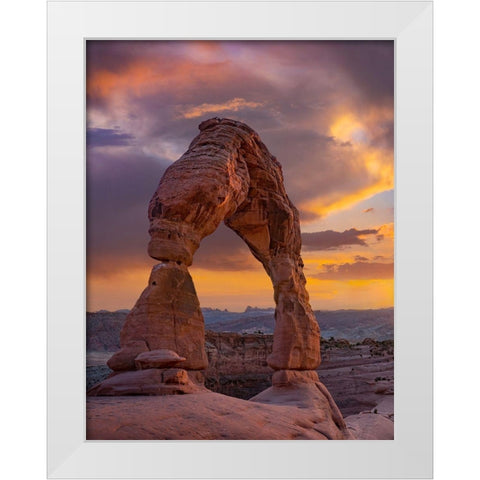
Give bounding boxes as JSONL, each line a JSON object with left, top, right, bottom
{"left": 85, "top": 40, "right": 394, "bottom": 440}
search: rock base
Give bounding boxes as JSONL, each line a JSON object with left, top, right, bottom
{"left": 87, "top": 391, "right": 355, "bottom": 440}
{"left": 250, "top": 379, "right": 354, "bottom": 440}
{"left": 87, "top": 368, "right": 207, "bottom": 396}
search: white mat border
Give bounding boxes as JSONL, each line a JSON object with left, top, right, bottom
{"left": 47, "top": 1, "right": 433, "bottom": 478}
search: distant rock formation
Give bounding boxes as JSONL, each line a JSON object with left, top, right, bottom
{"left": 85, "top": 307, "right": 394, "bottom": 353}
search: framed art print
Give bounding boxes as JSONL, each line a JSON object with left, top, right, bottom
{"left": 48, "top": 1, "right": 433, "bottom": 478}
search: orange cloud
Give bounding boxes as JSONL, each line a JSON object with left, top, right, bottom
{"left": 301, "top": 140, "right": 393, "bottom": 219}
{"left": 180, "top": 98, "right": 264, "bottom": 119}
{"left": 315, "top": 261, "right": 393, "bottom": 280}
{"left": 376, "top": 222, "right": 394, "bottom": 240}
{"left": 88, "top": 61, "right": 159, "bottom": 99}
{"left": 328, "top": 105, "right": 393, "bottom": 142}
{"left": 87, "top": 58, "right": 234, "bottom": 101}
{"left": 302, "top": 178, "right": 393, "bottom": 218}
{"left": 329, "top": 112, "right": 366, "bottom": 143}
{"left": 298, "top": 105, "right": 393, "bottom": 219}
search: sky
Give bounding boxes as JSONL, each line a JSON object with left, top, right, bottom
{"left": 86, "top": 40, "right": 394, "bottom": 312}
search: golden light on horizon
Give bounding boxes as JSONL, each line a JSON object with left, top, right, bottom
{"left": 301, "top": 177, "right": 393, "bottom": 218}
{"left": 306, "top": 277, "right": 394, "bottom": 310}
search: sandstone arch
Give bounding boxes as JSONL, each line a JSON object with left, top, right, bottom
{"left": 91, "top": 118, "right": 321, "bottom": 395}
{"left": 148, "top": 118, "right": 320, "bottom": 371}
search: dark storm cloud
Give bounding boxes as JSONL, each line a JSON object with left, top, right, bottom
{"left": 314, "top": 261, "right": 394, "bottom": 281}
{"left": 86, "top": 40, "right": 159, "bottom": 71}
{"left": 87, "top": 128, "right": 135, "bottom": 147}
{"left": 259, "top": 128, "right": 369, "bottom": 207}
{"left": 327, "top": 40, "right": 394, "bottom": 104}
{"left": 86, "top": 146, "right": 171, "bottom": 276}
{"left": 301, "top": 228, "right": 378, "bottom": 251}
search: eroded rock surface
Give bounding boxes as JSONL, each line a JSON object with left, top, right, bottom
{"left": 87, "top": 391, "right": 354, "bottom": 440}
{"left": 88, "top": 368, "right": 206, "bottom": 396}
{"left": 148, "top": 118, "right": 320, "bottom": 371}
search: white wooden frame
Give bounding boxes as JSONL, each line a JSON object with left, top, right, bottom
{"left": 47, "top": 1, "right": 433, "bottom": 478}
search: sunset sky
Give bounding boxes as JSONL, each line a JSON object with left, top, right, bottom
{"left": 86, "top": 40, "right": 394, "bottom": 312}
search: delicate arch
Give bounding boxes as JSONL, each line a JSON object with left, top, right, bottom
{"left": 147, "top": 118, "right": 320, "bottom": 370}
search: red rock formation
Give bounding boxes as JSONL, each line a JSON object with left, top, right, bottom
{"left": 93, "top": 118, "right": 322, "bottom": 397}
{"left": 107, "top": 262, "right": 207, "bottom": 372}
{"left": 148, "top": 118, "right": 320, "bottom": 371}
{"left": 87, "top": 393, "right": 354, "bottom": 440}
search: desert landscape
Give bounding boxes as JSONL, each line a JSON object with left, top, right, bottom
{"left": 87, "top": 307, "right": 393, "bottom": 439}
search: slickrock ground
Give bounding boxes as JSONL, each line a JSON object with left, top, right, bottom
{"left": 87, "top": 394, "right": 333, "bottom": 440}
{"left": 318, "top": 339, "right": 394, "bottom": 417}
{"left": 87, "top": 382, "right": 353, "bottom": 440}
{"left": 87, "top": 335, "right": 394, "bottom": 415}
